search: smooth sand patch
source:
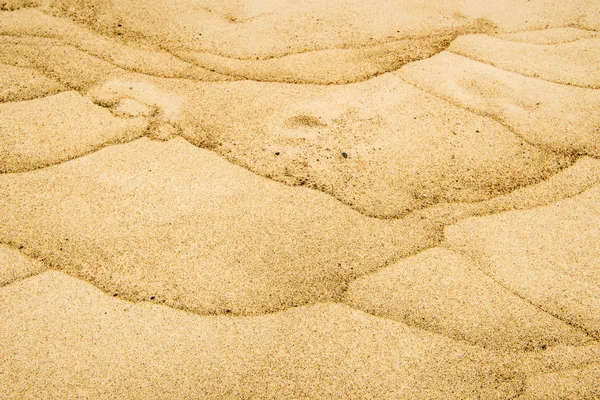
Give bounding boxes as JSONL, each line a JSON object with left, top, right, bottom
{"left": 445, "top": 184, "right": 600, "bottom": 339}
{"left": 399, "top": 51, "right": 600, "bottom": 157}
{"left": 0, "top": 244, "right": 46, "bottom": 286}
{"left": 450, "top": 0, "right": 595, "bottom": 31}
{"left": 449, "top": 35, "right": 600, "bottom": 88}
{"left": 344, "top": 247, "right": 591, "bottom": 351}
{"left": 37, "top": 0, "right": 597, "bottom": 57}
{"left": 0, "top": 91, "right": 147, "bottom": 172}
{"left": 0, "top": 270, "right": 525, "bottom": 399}
{"left": 0, "top": 137, "right": 441, "bottom": 314}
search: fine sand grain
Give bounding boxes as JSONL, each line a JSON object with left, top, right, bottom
{"left": 1, "top": 1, "right": 599, "bottom": 398}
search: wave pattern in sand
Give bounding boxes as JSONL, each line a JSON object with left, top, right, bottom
{"left": 1, "top": 1, "right": 600, "bottom": 398}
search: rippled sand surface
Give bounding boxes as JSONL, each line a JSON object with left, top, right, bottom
{"left": 1, "top": 1, "right": 599, "bottom": 398}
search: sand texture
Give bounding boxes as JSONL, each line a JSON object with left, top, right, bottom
{"left": 1, "top": 1, "right": 599, "bottom": 398}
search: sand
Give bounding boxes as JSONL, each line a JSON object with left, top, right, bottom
{"left": 399, "top": 51, "right": 600, "bottom": 156}
{"left": 0, "top": 138, "right": 443, "bottom": 314}
{"left": 0, "top": 62, "right": 64, "bottom": 102}
{"left": 344, "top": 247, "right": 591, "bottom": 351}
{"left": 449, "top": 35, "right": 600, "bottom": 88}
{"left": 445, "top": 184, "right": 600, "bottom": 340}
{"left": 1, "top": 0, "right": 599, "bottom": 398}
{"left": 0, "top": 91, "right": 147, "bottom": 172}
{"left": 0, "top": 243, "right": 46, "bottom": 286}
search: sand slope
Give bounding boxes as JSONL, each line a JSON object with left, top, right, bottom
{"left": 344, "top": 247, "right": 591, "bottom": 351}
{"left": 445, "top": 184, "right": 600, "bottom": 339}
{"left": 399, "top": 51, "right": 600, "bottom": 157}
{"left": 0, "top": 9, "right": 234, "bottom": 81}
{"left": 173, "top": 74, "right": 570, "bottom": 218}
{"left": 449, "top": 35, "right": 600, "bottom": 88}
{"left": 1, "top": 1, "right": 599, "bottom": 398}
{"left": 0, "top": 138, "right": 442, "bottom": 314}
{"left": 0, "top": 244, "right": 46, "bottom": 286}
{"left": 0, "top": 271, "right": 525, "bottom": 399}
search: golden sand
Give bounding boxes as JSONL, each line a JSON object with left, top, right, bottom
{"left": 1, "top": 0, "right": 599, "bottom": 398}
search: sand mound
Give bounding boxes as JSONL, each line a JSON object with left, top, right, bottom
{"left": 445, "top": 184, "right": 600, "bottom": 339}
{"left": 449, "top": 34, "right": 600, "bottom": 88}
{"left": 0, "top": 270, "right": 527, "bottom": 399}
{"left": 174, "top": 74, "right": 570, "bottom": 218}
{"left": 344, "top": 247, "right": 590, "bottom": 351}
{"left": 399, "top": 51, "right": 600, "bottom": 157}
{"left": 0, "top": 91, "right": 147, "bottom": 173}
{"left": 0, "top": 138, "right": 441, "bottom": 314}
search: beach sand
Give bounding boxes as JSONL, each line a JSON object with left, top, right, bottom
{"left": 1, "top": 0, "right": 599, "bottom": 398}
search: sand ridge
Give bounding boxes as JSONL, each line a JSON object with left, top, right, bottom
{"left": 1, "top": 1, "right": 600, "bottom": 398}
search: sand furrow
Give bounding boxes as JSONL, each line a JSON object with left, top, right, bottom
{"left": 448, "top": 35, "right": 600, "bottom": 88}
{"left": 0, "top": 91, "right": 148, "bottom": 173}
{"left": 398, "top": 52, "right": 600, "bottom": 157}
{"left": 444, "top": 184, "right": 600, "bottom": 340}
{"left": 3, "top": 269, "right": 599, "bottom": 399}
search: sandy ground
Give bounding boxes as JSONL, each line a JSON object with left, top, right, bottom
{"left": 1, "top": 1, "right": 599, "bottom": 398}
